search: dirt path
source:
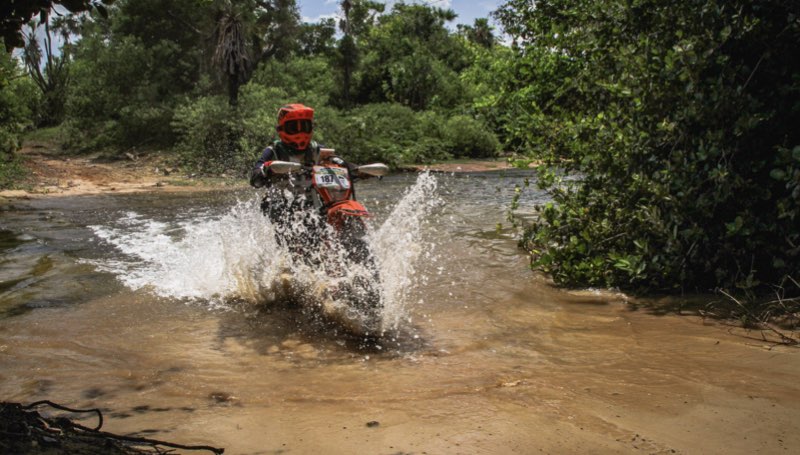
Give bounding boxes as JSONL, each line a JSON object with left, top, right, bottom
{"left": 403, "top": 159, "right": 517, "bottom": 173}
{"left": 0, "top": 144, "right": 244, "bottom": 199}
{"left": 2, "top": 145, "right": 520, "bottom": 199}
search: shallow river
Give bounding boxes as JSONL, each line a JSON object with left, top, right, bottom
{"left": 1, "top": 171, "right": 798, "bottom": 454}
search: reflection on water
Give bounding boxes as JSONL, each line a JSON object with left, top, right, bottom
{"left": 1, "top": 170, "right": 799, "bottom": 454}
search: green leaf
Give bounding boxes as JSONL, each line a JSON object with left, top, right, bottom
{"left": 770, "top": 168, "right": 786, "bottom": 180}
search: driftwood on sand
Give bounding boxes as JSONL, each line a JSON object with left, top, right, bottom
{"left": 0, "top": 401, "right": 224, "bottom": 454}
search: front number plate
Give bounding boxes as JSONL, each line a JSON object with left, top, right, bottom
{"left": 313, "top": 166, "right": 351, "bottom": 190}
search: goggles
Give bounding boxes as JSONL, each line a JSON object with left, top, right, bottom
{"left": 281, "top": 119, "right": 313, "bottom": 135}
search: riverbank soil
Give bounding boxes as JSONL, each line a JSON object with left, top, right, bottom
{"left": 403, "top": 159, "right": 516, "bottom": 173}
{"left": 1, "top": 142, "right": 519, "bottom": 199}
{"left": 0, "top": 142, "right": 235, "bottom": 199}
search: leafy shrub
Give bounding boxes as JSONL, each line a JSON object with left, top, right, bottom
{"left": 237, "top": 84, "right": 290, "bottom": 165}
{"left": 173, "top": 84, "right": 324, "bottom": 175}
{"left": 172, "top": 95, "right": 240, "bottom": 174}
{"left": 250, "top": 57, "right": 335, "bottom": 106}
{"left": 324, "top": 103, "right": 451, "bottom": 166}
{"left": 0, "top": 48, "right": 36, "bottom": 187}
{"left": 442, "top": 114, "right": 499, "bottom": 158}
{"left": 499, "top": 0, "right": 800, "bottom": 292}
{"left": 0, "top": 152, "right": 26, "bottom": 189}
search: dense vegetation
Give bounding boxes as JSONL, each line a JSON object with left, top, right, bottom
{"left": 1, "top": 0, "right": 798, "bottom": 300}
{"left": 494, "top": 0, "right": 799, "bottom": 297}
{"left": 2, "top": 0, "right": 501, "bottom": 176}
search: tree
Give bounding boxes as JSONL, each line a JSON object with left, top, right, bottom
{"left": 212, "top": 0, "right": 301, "bottom": 107}
{"left": 496, "top": 0, "right": 800, "bottom": 292}
{"left": 1, "top": 0, "right": 112, "bottom": 49}
{"left": 21, "top": 13, "right": 78, "bottom": 125}
{"left": 1, "top": 44, "right": 37, "bottom": 154}
{"left": 355, "top": 3, "right": 468, "bottom": 110}
{"left": 330, "top": 0, "right": 383, "bottom": 108}
{"left": 297, "top": 18, "right": 336, "bottom": 57}
{"left": 457, "top": 18, "right": 496, "bottom": 48}
{"left": 65, "top": 0, "right": 214, "bottom": 149}
{"left": 214, "top": 7, "right": 250, "bottom": 107}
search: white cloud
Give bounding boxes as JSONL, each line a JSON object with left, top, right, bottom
{"left": 302, "top": 12, "right": 342, "bottom": 24}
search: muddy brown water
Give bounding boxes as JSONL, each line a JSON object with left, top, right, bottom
{"left": 1, "top": 171, "right": 798, "bottom": 454}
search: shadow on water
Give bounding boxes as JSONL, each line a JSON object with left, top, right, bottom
{"left": 216, "top": 297, "right": 431, "bottom": 359}
{"left": 0, "top": 229, "right": 28, "bottom": 251}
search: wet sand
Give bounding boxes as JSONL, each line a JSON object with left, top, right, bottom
{"left": 2, "top": 285, "right": 797, "bottom": 454}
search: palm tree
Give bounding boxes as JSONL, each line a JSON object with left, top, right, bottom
{"left": 213, "top": 6, "right": 250, "bottom": 108}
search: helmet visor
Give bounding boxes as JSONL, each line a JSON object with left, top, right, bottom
{"left": 283, "top": 119, "right": 313, "bottom": 135}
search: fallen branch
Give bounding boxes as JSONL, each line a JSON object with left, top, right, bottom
{"left": 719, "top": 289, "right": 798, "bottom": 345}
{"left": 1, "top": 401, "right": 224, "bottom": 454}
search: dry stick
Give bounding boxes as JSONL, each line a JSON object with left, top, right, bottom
{"left": 67, "top": 422, "right": 224, "bottom": 455}
{"left": 719, "top": 290, "right": 797, "bottom": 345}
{"left": 22, "top": 401, "right": 224, "bottom": 454}
{"left": 23, "top": 400, "right": 103, "bottom": 431}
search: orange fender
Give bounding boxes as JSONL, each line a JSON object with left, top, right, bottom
{"left": 327, "top": 200, "right": 369, "bottom": 230}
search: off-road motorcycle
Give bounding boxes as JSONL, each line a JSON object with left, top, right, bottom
{"left": 265, "top": 152, "right": 389, "bottom": 335}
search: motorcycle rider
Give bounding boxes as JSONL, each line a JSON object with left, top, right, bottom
{"left": 250, "top": 103, "right": 351, "bottom": 248}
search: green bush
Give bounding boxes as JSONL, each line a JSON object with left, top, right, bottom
{"left": 1, "top": 49, "right": 36, "bottom": 153}
{"left": 324, "top": 103, "right": 451, "bottom": 166}
{"left": 442, "top": 114, "right": 499, "bottom": 158}
{"left": 250, "top": 57, "right": 335, "bottom": 107}
{"left": 236, "top": 84, "right": 289, "bottom": 165}
{"left": 172, "top": 95, "right": 240, "bottom": 174}
{"left": 0, "top": 152, "right": 26, "bottom": 189}
{"left": 173, "top": 84, "right": 325, "bottom": 175}
{"left": 0, "top": 48, "right": 36, "bottom": 188}
{"left": 498, "top": 0, "right": 800, "bottom": 293}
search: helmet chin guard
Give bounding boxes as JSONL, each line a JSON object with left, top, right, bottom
{"left": 277, "top": 104, "right": 314, "bottom": 150}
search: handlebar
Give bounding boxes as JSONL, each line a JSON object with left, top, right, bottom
{"left": 266, "top": 161, "right": 389, "bottom": 177}
{"left": 266, "top": 161, "right": 302, "bottom": 174}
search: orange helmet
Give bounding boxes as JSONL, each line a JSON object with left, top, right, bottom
{"left": 276, "top": 104, "right": 314, "bottom": 150}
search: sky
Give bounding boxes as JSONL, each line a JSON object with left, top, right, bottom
{"left": 297, "top": 0, "right": 504, "bottom": 29}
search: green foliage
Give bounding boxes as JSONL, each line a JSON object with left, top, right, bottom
{"left": 0, "top": 50, "right": 38, "bottom": 154}
{"left": 496, "top": 0, "right": 800, "bottom": 292}
{"left": 0, "top": 0, "right": 112, "bottom": 49}
{"left": 0, "top": 153, "right": 26, "bottom": 189}
{"left": 457, "top": 41, "right": 518, "bottom": 147}
{"left": 250, "top": 56, "right": 334, "bottom": 106}
{"left": 297, "top": 18, "right": 336, "bottom": 57}
{"left": 65, "top": 34, "right": 175, "bottom": 150}
{"left": 173, "top": 83, "right": 319, "bottom": 174}
{"left": 457, "top": 18, "right": 497, "bottom": 48}
{"left": 441, "top": 114, "right": 499, "bottom": 158}
{"left": 354, "top": 3, "right": 470, "bottom": 110}
{"left": 171, "top": 95, "right": 244, "bottom": 174}
{"left": 0, "top": 47, "right": 36, "bottom": 188}
{"left": 320, "top": 103, "right": 450, "bottom": 166}
{"left": 65, "top": 1, "right": 211, "bottom": 151}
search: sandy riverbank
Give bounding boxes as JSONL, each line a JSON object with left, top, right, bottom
{"left": 1, "top": 145, "right": 518, "bottom": 200}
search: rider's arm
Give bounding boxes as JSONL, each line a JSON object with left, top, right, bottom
{"left": 250, "top": 147, "right": 275, "bottom": 188}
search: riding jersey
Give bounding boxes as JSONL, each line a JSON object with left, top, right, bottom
{"left": 249, "top": 140, "right": 321, "bottom": 190}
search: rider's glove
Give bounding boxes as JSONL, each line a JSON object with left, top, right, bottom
{"left": 250, "top": 161, "right": 272, "bottom": 188}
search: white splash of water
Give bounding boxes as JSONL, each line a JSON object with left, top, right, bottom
{"left": 370, "top": 172, "right": 439, "bottom": 329}
{"left": 88, "top": 173, "right": 440, "bottom": 333}
{"left": 90, "top": 201, "right": 284, "bottom": 306}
